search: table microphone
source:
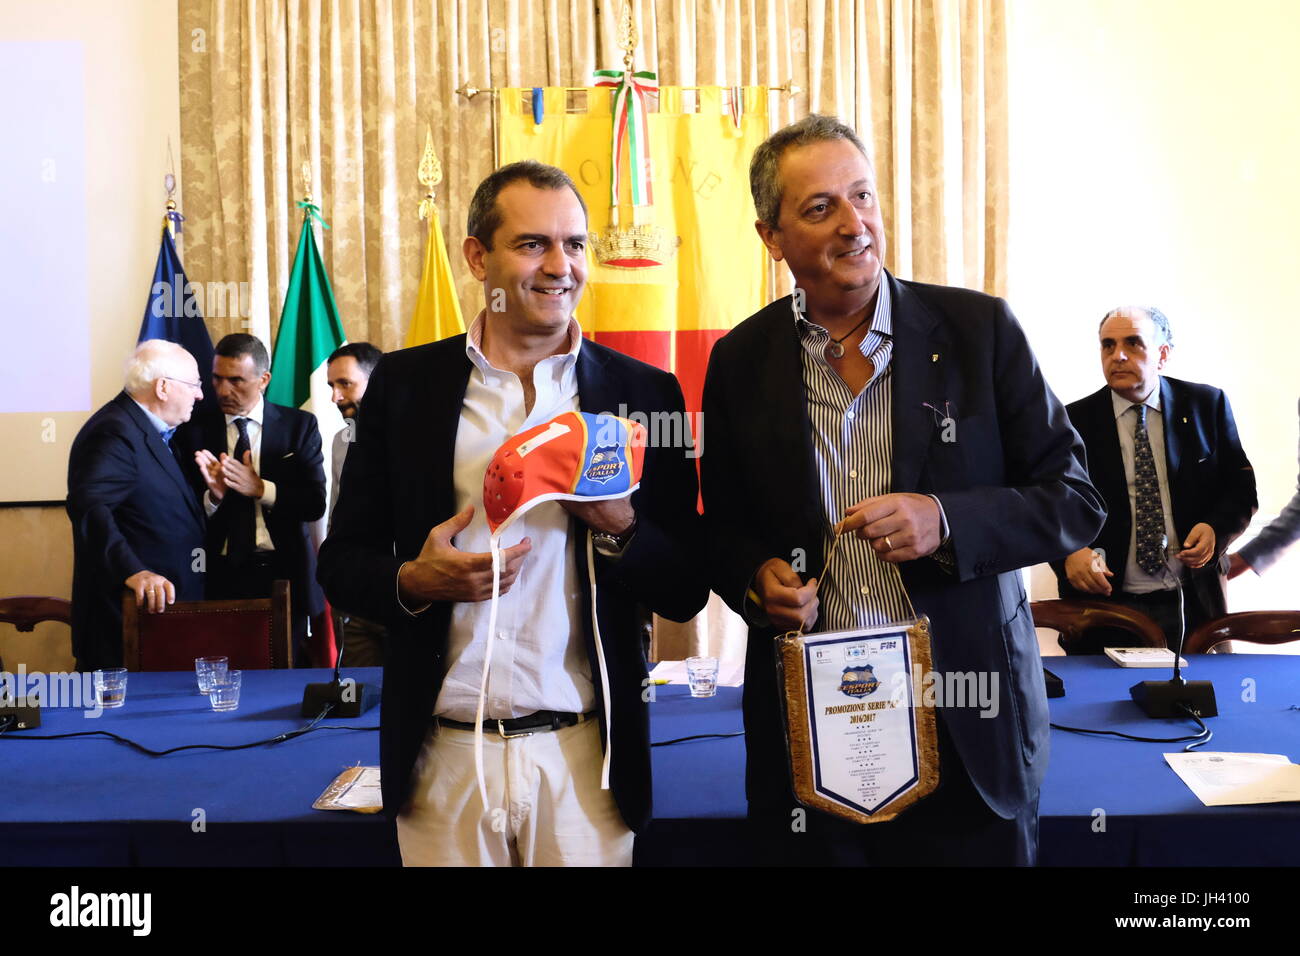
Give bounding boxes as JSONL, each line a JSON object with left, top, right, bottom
{"left": 300, "top": 615, "right": 375, "bottom": 718}
{"left": 1129, "top": 535, "right": 1218, "bottom": 718}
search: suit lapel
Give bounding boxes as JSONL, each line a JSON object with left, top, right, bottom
{"left": 428, "top": 346, "right": 472, "bottom": 524}
{"left": 889, "top": 275, "right": 945, "bottom": 494}
{"left": 758, "top": 302, "right": 824, "bottom": 546}
{"left": 259, "top": 400, "right": 286, "bottom": 481}
{"left": 576, "top": 342, "right": 616, "bottom": 417}
{"left": 1160, "top": 376, "right": 1183, "bottom": 479}
{"left": 1084, "top": 387, "right": 1128, "bottom": 520}
{"left": 116, "top": 393, "right": 201, "bottom": 520}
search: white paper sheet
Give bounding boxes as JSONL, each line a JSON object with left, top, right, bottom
{"left": 1164, "top": 752, "right": 1300, "bottom": 806}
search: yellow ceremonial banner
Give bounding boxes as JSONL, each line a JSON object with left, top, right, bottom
{"left": 405, "top": 205, "right": 465, "bottom": 347}
{"left": 497, "top": 86, "right": 769, "bottom": 414}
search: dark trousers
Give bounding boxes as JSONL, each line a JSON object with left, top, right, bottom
{"left": 207, "top": 553, "right": 310, "bottom": 667}
{"left": 1068, "top": 586, "right": 1208, "bottom": 655}
{"left": 746, "top": 718, "right": 1038, "bottom": 866}
{"left": 332, "top": 610, "right": 389, "bottom": 668}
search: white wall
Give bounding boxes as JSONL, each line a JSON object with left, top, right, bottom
{"left": 1007, "top": 0, "right": 1300, "bottom": 612}
{"left": 0, "top": 0, "right": 181, "bottom": 502}
{"left": 0, "top": 0, "right": 178, "bottom": 672}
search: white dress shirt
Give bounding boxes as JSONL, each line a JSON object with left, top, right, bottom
{"left": 1111, "top": 386, "right": 1181, "bottom": 593}
{"left": 433, "top": 313, "right": 594, "bottom": 722}
{"left": 204, "top": 396, "right": 278, "bottom": 552}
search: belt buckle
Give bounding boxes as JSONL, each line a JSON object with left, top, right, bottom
{"left": 496, "top": 719, "right": 534, "bottom": 740}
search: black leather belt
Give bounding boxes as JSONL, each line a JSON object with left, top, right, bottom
{"left": 435, "top": 710, "right": 591, "bottom": 739}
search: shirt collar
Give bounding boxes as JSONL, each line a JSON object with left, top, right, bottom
{"left": 465, "top": 310, "right": 583, "bottom": 374}
{"left": 791, "top": 274, "right": 893, "bottom": 343}
{"left": 130, "top": 398, "right": 173, "bottom": 437}
{"left": 1111, "top": 381, "right": 1162, "bottom": 420}
{"left": 225, "top": 395, "right": 265, "bottom": 428}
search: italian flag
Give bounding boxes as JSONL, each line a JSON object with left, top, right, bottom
{"left": 267, "top": 202, "right": 346, "bottom": 666}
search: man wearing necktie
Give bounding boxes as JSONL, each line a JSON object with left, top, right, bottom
{"left": 1056, "top": 307, "right": 1257, "bottom": 650}
{"left": 67, "top": 340, "right": 207, "bottom": 671}
{"left": 181, "top": 334, "right": 326, "bottom": 666}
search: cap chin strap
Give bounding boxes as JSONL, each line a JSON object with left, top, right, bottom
{"left": 473, "top": 529, "right": 614, "bottom": 816}
{"left": 586, "top": 529, "right": 613, "bottom": 790}
{"left": 472, "top": 540, "right": 502, "bottom": 810}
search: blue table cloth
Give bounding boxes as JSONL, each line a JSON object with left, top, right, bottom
{"left": 0, "top": 668, "right": 396, "bottom": 866}
{"left": 638, "top": 655, "right": 1300, "bottom": 866}
{"left": 4, "top": 656, "right": 1298, "bottom": 866}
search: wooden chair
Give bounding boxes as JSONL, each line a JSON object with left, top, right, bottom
{"left": 1031, "top": 599, "right": 1166, "bottom": 654}
{"left": 122, "top": 580, "right": 292, "bottom": 671}
{"left": 0, "top": 596, "right": 73, "bottom": 671}
{"left": 1183, "top": 611, "right": 1300, "bottom": 655}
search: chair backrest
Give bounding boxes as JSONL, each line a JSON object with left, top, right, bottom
{"left": 1184, "top": 611, "right": 1300, "bottom": 655}
{"left": 121, "top": 580, "right": 292, "bottom": 671}
{"left": 0, "top": 595, "right": 73, "bottom": 671}
{"left": 1031, "top": 599, "right": 1166, "bottom": 654}
{"left": 0, "top": 596, "right": 73, "bottom": 631}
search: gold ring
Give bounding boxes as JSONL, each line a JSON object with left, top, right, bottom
{"left": 883, "top": 535, "right": 893, "bottom": 551}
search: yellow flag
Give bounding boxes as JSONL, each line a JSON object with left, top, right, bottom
{"left": 497, "top": 85, "right": 768, "bottom": 415}
{"left": 405, "top": 206, "right": 465, "bottom": 347}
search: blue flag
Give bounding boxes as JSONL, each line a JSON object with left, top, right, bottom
{"left": 138, "top": 228, "right": 215, "bottom": 405}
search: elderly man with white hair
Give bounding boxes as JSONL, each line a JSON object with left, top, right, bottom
{"left": 67, "top": 339, "right": 207, "bottom": 671}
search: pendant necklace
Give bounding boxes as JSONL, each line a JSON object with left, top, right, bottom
{"left": 826, "top": 312, "right": 872, "bottom": 359}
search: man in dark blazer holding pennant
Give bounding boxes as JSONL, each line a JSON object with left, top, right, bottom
{"left": 702, "top": 116, "right": 1105, "bottom": 865}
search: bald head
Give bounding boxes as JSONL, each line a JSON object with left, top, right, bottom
{"left": 125, "top": 340, "right": 203, "bottom": 426}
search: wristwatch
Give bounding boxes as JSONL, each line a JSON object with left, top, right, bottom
{"left": 592, "top": 516, "right": 638, "bottom": 558}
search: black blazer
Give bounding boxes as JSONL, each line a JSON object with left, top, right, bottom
{"left": 702, "top": 273, "right": 1106, "bottom": 819}
{"left": 66, "top": 392, "right": 206, "bottom": 670}
{"left": 179, "top": 400, "right": 327, "bottom": 617}
{"left": 317, "top": 336, "right": 708, "bottom": 832}
{"left": 1056, "top": 378, "right": 1257, "bottom": 620}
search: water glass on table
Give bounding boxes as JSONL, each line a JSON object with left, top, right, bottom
{"left": 195, "top": 656, "right": 229, "bottom": 695}
{"left": 208, "top": 670, "right": 242, "bottom": 712}
{"left": 93, "top": 668, "right": 128, "bottom": 709}
{"left": 685, "top": 656, "right": 720, "bottom": 698}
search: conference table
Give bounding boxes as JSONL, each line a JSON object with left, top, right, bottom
{"left": 1, "top": 656, "right": 1297, "bottom": 866}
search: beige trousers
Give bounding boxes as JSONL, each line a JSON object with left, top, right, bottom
{"left": 396, "top": 718, "right": 634, "bottom": 867}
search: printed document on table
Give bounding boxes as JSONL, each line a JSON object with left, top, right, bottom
{"left": 314, "top": 766, "right": 383, "bottom": 812}
{"left": 1164, "top": 752, "right": 1300, "bottom": 806}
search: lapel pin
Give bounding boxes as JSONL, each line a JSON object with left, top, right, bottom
{"left": 931, "top": 353, "right": 939, "bottom": 363}
{"left": 1182, "top": 417, "right": 1188, "bottom": 424}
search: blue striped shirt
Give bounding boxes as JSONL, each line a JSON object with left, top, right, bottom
{"left": 795, "top": 283, "right": 916, "bottom": 631}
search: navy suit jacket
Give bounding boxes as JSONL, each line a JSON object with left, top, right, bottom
{"left": 67, "top": 392, "right": 206, "bottom": 670}
{"left": 179, "top": 401, "right": 326, "bottom": 618}
{"left": 1056, "top": 378, "right": 1257, "bottom": 619}
{"left": 317, "top": 336, "right": 708, "bottom": 832}
{"left": 702, "top": 273, "right": 1106, "bottom": 819}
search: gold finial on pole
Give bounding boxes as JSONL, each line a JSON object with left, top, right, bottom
{"left": 618, "top": 1, "right": 637, "bottom": 72}
{"left": 417, "top": 126, "right": 443, "bottom": 221}
{"left": 301, "top": 160, "right": 313, "bottom": 203}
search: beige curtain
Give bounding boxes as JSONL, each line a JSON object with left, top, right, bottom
{"left": 179, "top": 0, "right": 1005, "bottom": 345}
{"left": 178, "top": 0, "right": 1007, "bottom": 659}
